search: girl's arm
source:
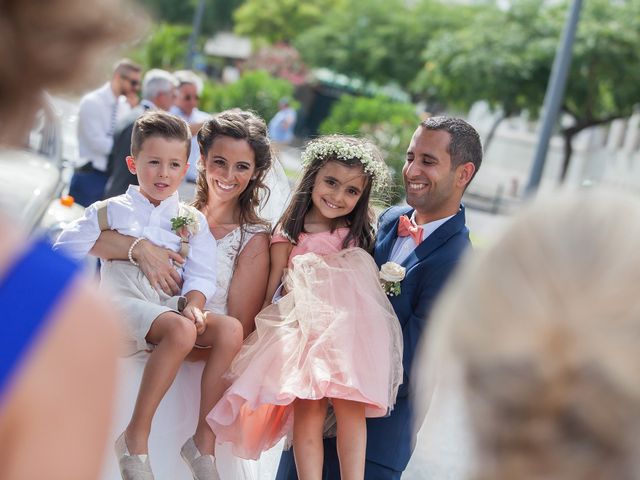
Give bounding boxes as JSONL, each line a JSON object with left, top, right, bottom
{"left": 226, "top": 232, "right": 270, "bottom": 338}
{"left": 91, "top": 230, "right": 184, "bottom": 295}
{"left": 263, "top": 241, "right": 293, "bottom": 308}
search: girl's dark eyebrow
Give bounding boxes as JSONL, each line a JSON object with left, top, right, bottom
{"left": 325, "top": 174, "right": 363, "bottom": 192}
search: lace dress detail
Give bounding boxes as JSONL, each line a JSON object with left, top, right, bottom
{"left": 205, "top": 225, "right": 268, "bottom": 315}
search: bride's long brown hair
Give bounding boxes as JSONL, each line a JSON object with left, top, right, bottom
{"left": 192, "top": 109, "right": 272, "bottom": 232}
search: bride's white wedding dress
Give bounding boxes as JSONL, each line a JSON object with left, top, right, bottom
{"left": 100, "top": 226, "right": 284, "bottom": 480}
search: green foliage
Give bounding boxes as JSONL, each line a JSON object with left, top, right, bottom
{"left": 319, "top": 95, "right": 420, "bottom": 203}
{"left": 137, "top": 0, "right": 242, "bottom": 33}
{"left": 295, "top": 0, "right": 475, "bottom": 90}
{"left": 562, "top": 0, "right": 640, "bottom": 123}
{"left": 138, "top": 0, "right": 193, "bottom": 24}
{"left": 413, "top": 1, "right": 551, "bottom": 115}
{"left": 129, "top": 23, "right": 193, "bottom": 70}
{"left": 234, "top": 0, "right": 338, "bottom": 44}
{"left": 417, "top": 0, "right": 640, "bottom": 122}
{"left": 199, "top": 70, "right": 296, "bottom": 122}
{"left": 416, "top": 0, "right": 640, "bottom": 180}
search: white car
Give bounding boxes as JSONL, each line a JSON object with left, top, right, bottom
{"left": 0, "top": 94, "right": 84, "bottom": 239}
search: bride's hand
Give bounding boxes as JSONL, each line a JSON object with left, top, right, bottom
{"left": 133, "top": 239, "right": 184, "bottom": 296}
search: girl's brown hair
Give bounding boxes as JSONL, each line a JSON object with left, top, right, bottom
{"left": 277, "top": 135, "right": 382, "bottom": 253}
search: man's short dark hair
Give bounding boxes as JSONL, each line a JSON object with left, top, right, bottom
{"left": 113, "top": 58, "right": 141, "bottom": 77}
{"left": 422, "top": 116, "right": 483, "bottom": 181}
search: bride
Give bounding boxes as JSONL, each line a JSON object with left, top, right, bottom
{"left": 94, "top": 109, "right": 290, "bottom": 479}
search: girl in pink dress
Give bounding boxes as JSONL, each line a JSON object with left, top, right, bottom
{"left": 207, "top": 135, "right": 403, "bottom": 479}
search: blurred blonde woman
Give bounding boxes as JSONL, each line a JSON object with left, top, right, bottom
{"left": 0, "top": 0, "right": 141, "bottom": 479}
{"left": 418, "top": 189, "right": 640, "bottom": 480}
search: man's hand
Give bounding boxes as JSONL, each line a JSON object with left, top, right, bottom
{"left": 125, "top": 91, "right": 139, "bottom": 108}
{"left": 133, "top": 239, "right": 184, "bottom": 296}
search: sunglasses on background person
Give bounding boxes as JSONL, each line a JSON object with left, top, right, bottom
{"left": 121, "top": 75, "right": 140, "bottom": 88}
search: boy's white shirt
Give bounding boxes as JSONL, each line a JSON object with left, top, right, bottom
{"left": 54, "top": 185, "right": 217, "bottom": 300}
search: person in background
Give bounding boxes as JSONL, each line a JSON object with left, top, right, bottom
{"left": 268, "top": 97, "right": 297, "bottom": 150}
{"left": 69, "top": 58, "right": 142, "bottom": 207}
{"left": 0, "top": 0, "right": 142, "bottom": 478}
{"left": 170, "top": 70, "right": 211, "bottom": 183}
{"left": 418, "top": 189, "right": 640, "bottom": 480}
{"left": 104, "top": 68, "right": 178, "bottom": 199}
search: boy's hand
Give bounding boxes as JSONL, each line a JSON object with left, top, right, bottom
{"left": 183, "top": 304, "right": 206, "bottom": 335}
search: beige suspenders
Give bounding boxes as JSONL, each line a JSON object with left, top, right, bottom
{"left": 95, "top": 200, "right": 110, "bottom": 231}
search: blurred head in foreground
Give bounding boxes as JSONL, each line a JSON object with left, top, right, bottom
{"left": 421, "top": 189, "right": 640, "bottom": 480}
{"left": 0, "top": 0, "right": 143, "bottom": 146}
{"left": 0, "top": 1, "right": 143, "bottom": 479}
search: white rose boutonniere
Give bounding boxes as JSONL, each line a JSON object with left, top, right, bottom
{"left": 379, "top": 262, "right": 406, "bottom": 296}
{"left": 170, "top": 205, "right": 200, "bottom": 242}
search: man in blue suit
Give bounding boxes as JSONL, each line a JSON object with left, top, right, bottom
{"left": 275, "top": 116, "right": 483, "bottom": 479}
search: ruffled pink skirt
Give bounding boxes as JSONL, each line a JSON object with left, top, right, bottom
{"left": 207, "top": 247, "right": 403, "bottom": 460}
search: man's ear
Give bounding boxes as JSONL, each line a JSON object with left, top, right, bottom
{"left": 456, "top": 162, "right": 476, "bottom": 188}
{"left": 126, "top": 156, "right": 137, "bottom": 175}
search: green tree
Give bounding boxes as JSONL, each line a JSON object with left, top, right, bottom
{"left": 295, "top": 0, "right": 474, "bottom": 91}
{"left": 129, "top": 23, "right": 193, "bottom": 70}
{"left": 416, "top": 0, "right": 640, "bottom": 181}
{"left": 320, "top": 95, "right": 420, "bottom": 204}
{"left": 138, "top": 0, "right": 193, "bottom": 24}
{"left": 138, "top": 0, "right": 242, "bottom": 33}
{"left": 200, "top": 70, "right": 296, "bottom": 122}
{"left": 234, "top": 0, "right": 338, "bottom": 44}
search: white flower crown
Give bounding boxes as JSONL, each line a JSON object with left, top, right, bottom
{"left": 301, "top": 137, "right": 389, "bottom": 192}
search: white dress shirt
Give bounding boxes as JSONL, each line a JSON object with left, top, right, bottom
{"left": 77, "top": 82, "right": 131, "bottom": 171}
{"left": 55, "top": 186, "right": 217, "bottom": 300}
{"left": 389, "top": 212, "right": 455, "bottom": 265}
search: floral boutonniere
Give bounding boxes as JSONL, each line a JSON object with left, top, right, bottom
{"left": 379, "top": 262, "right": 406, "bottom": 296}
{"left": 170, "top": 205, "right": 200, "bottom": 242}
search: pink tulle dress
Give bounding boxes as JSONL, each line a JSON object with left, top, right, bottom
{"left": 207, "top": 228, "right": 403, "bottom": 460}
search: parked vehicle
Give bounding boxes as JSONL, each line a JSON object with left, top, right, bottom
{"left": 0, "top": 94, "right": 84, "bottom": 239}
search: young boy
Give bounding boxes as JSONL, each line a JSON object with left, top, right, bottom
{"left": 54, "top": 110, "right": 218, "bottom": 478}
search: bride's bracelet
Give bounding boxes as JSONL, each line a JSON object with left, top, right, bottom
{"left": 128, "top": 237, "right": 144, "bottom": 266}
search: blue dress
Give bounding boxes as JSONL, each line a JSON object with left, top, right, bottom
{"left": 0, "top": 238, "right": 78, "bottom": 405}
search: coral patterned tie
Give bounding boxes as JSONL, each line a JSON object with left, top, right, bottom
{"left": 397, "top": 215, "right": 423, "bottom": 245}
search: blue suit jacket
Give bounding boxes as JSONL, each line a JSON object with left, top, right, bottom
{"left": 366, "top": 205, "right": 471, "bottom": 472}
